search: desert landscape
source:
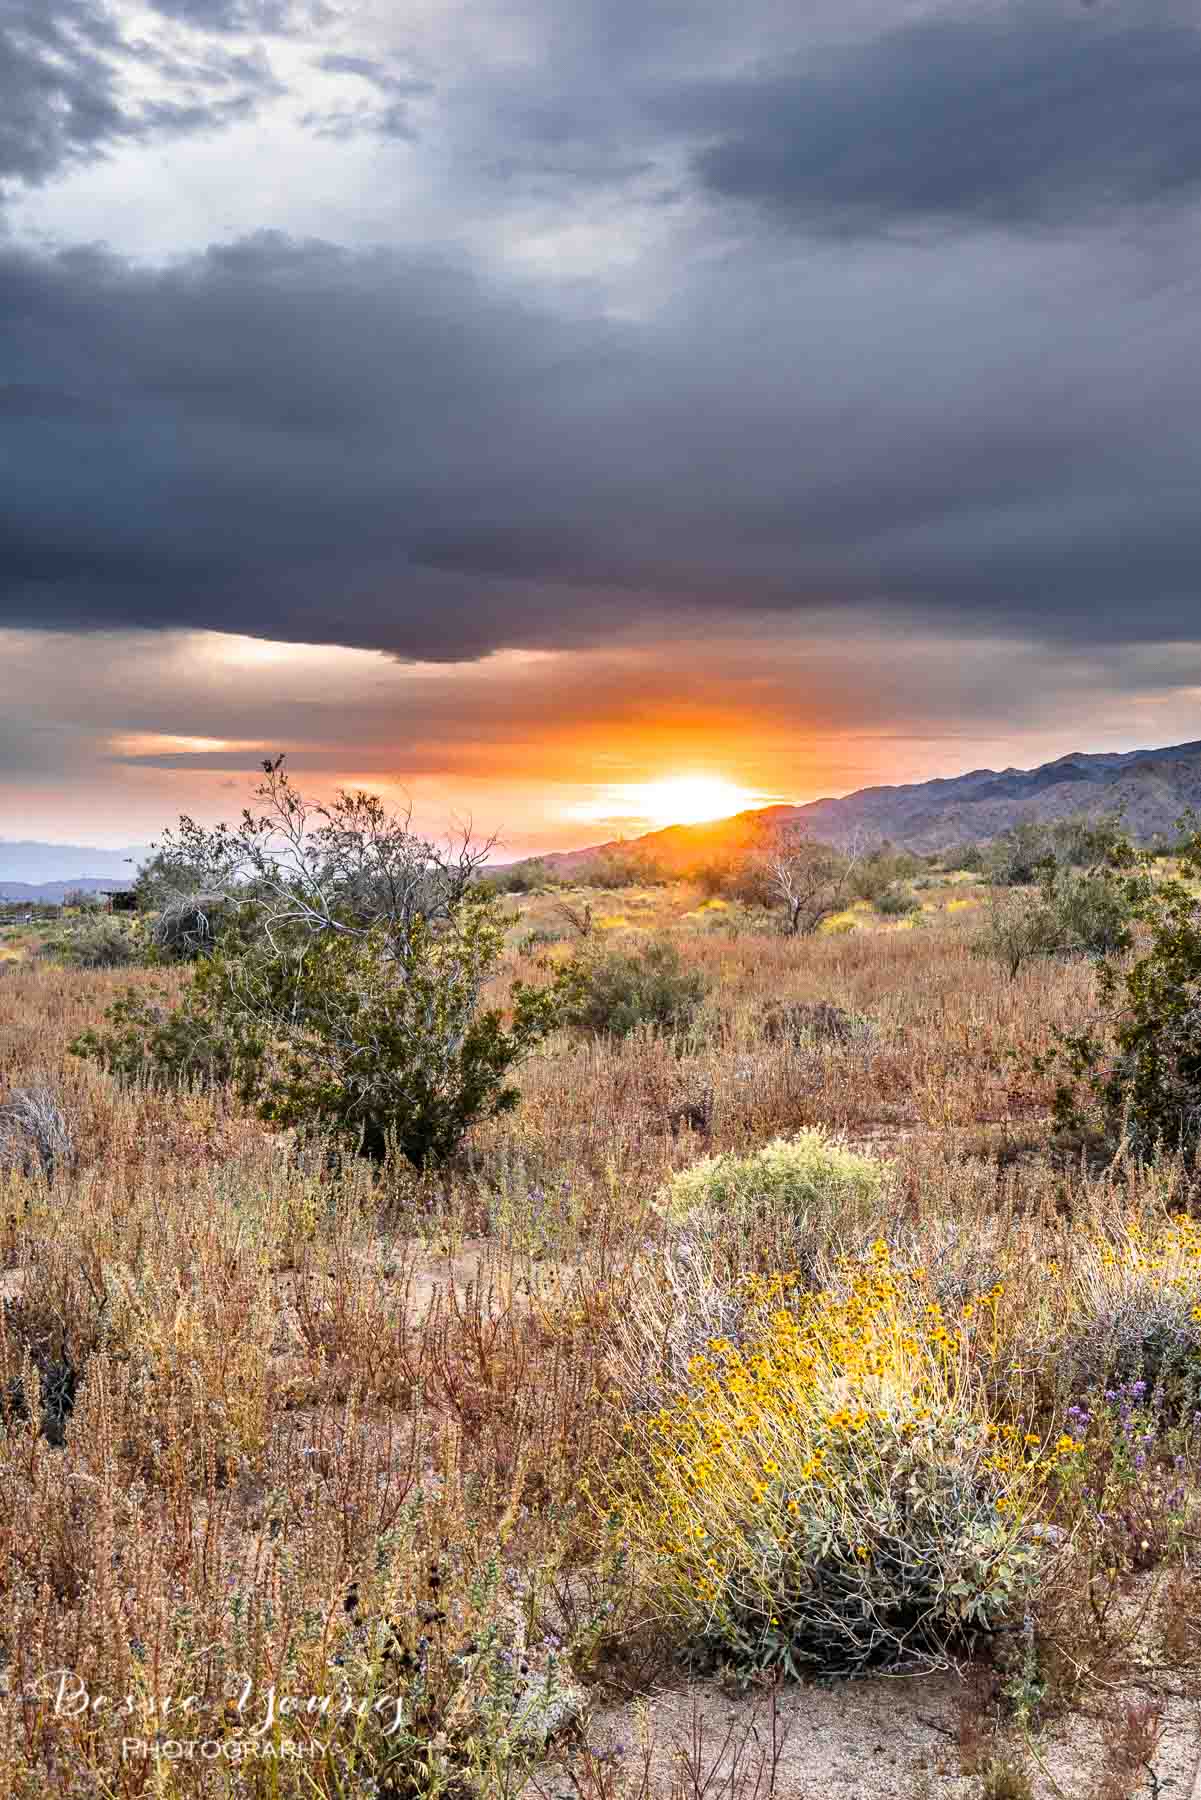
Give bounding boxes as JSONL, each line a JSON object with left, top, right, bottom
{"left": 7, "top": 0, "right": 1201, "bottom": 1791}
{"left": 2, "top": 765, "right": 1201, "bottom": 1798}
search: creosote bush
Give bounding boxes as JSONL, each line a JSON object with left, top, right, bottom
{"left": 562, "top": 936, "right": 709, "bottom": 1039}
{"left": 77, "top": 906, "right": 563, "bottom": 1168}
{"left": 875, "top": 883, "right": 920, "bottom": 917}
{"left": 1038, "top": 828, "right": 1201, "bottom": 1157}
{"left": 604, "top": 1243, "right": 1050, "bottom": 1679}
{"left": 71, "top": 759, "right": 567, "bottom": 1168}
{"left": 974, "top": 862, "right": 1139, "bottom": 981}
{"left": 70, "top": 982, "right": 247, "bottom": 1090}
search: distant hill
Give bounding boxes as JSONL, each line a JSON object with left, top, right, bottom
{"left": 0, "top": 840, "right": 149, "bottom": 898}
{"left": 534, "top": 738, "right": 1201, "bottom": 874}
{"left": 0, "top": 876, "right": 127, "bottom": 903}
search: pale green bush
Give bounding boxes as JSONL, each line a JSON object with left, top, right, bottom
{"left": 659, "top": 1129, "right": 891, "bottom": 1239}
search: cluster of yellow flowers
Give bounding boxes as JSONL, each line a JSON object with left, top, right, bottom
{"left": 613, "top": 1242, "right": 1069, "bottom": 1629}
{"left": 1044, "top": 1212, "right": 1201, "bottom": 1354}
{"left": 603, "top": 1207, "right": 1201, "bottom": 1672}
{"left": 1095, "top": 1212, "right": 1201, "bottom": 1279}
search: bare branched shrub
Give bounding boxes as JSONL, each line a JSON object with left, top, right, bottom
{"left": 553, "top": 895, "right": 595, "bottom": 939}
{"left": 148, "top": 891, "right": 229, "bottom": 959}
{"left": 754, "top": 827, "right": 862, "bottom": 936}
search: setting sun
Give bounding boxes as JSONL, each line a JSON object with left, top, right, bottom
{"left": 620, "top": 774, "right": 762, "bottom": 828}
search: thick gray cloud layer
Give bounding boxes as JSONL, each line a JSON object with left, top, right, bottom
{"left": 668, "top": 5, "right": 1201, "bottom": 234}
{"left": 3, "top": 0, "right": 1201, "bottom": 667}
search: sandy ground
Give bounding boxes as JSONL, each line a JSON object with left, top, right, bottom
{"left": 559, "top": 1670, "right": 1201, "bottom": 1799}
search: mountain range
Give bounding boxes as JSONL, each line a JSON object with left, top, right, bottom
{"left": 535, "top": 737, "right": 1201, "bottom": 874}
{"left": 5, "top": 738, "right": 1201, "bottom": 898}
{"left": 0, "top": 842, "right": 149, "bottom": 902}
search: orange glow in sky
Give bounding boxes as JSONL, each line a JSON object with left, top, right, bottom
{"left": 571, "top": 774, "right": 768, "bottom": 831}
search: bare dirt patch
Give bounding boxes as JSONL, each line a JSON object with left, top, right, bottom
{"left": 563, "top": 1671, "right": 1201, "bottom": 1798}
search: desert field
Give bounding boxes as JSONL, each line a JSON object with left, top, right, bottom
{"left": 0, "top": 888, "right": 1198, "bottom": 1798}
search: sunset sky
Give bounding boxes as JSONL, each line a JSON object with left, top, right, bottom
{"left": 4, "top": 0, "right": 1201, "bottom": 859}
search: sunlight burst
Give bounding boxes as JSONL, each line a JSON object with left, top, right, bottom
{"left": 617, "top": 774, "right": 760, "bottom": 828}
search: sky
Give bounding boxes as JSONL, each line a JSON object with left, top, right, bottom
{"left": 3, "top": 0, "right": 1201, "bottom": 859}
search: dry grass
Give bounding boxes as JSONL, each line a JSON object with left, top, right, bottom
{"left": 0, "top": 901, "right": 1197, "bottom": 1797}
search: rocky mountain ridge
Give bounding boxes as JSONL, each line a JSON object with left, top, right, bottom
{"left": 535, "top": 738, "right": 1201, "bottom": 872}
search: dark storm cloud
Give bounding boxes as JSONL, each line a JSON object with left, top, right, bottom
{"left": 0, "top": 383, "right": 110, "bottom": 421}
{"left": 5, "top": 221, "right": 1201, "bottom": 661}
{"left": 7, "top": 1, "right": 1201, "bottom": 667}
{"left": 0, "top": 0, "right": 284, "bottom": 191}
{"left": 665, "top": 4, "right": 1201, "bottom": 235}
{"left": 0, "top": 232, "right": 643, "bottom": 657}
{"left": 0, "top": 0, "right": 130, "bottom": 187}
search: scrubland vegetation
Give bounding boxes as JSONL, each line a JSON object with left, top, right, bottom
{"left": 2, "top": 781, "right": 1201, "bottom": 1796}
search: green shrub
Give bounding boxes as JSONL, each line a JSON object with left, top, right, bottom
{"left": 75, "top": 762, "right": 570, "bottom": 1168}
{"left": 1048, "top": 812, "right": 1129, "bottom": 869}
{"left": 1047, "top": 868, "right": 1135, "bottom": 957}
{"left": 70, "top": 984, "right": 248, "bottom": 1090}
{"left": 575, "top": 848, "right": 667, "bottom": 887}
{"left": 75, "top": 904, "right": 565, "bottom": 1169}
{"left": 563, "top": 937, "right": 708, "bottom": 1038}
{"left": 1039, "top": 831, "right": 1201, "bottom": 1158}
{"left": 974, "top": 861, "right": 1139, "bottom": 979}
{"left": 38, "top": 916, "right": 144, "bottom": 969}
{"left": 484, "top": 859, "right": 551, "bottom": 895}
{"left": 238, "top": 910, "right": 563, "bottom": 1166}
{"left": 876, "top": 884, "right": 920, "bottom": 916}
{"left": 852, "top": 848, "right": 923, "bottom": 905}
{"left": 985, "top": 820, "right": 1057, "bottom": 887}
{"left": 659, "top": 1130, "right": 890, "bottom": 1234}
{"left": 972, "top": 892, "right": 1062, "bottom": 980}
{"left": 985, "top": 813, "right": 1127, "bottom": 888}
